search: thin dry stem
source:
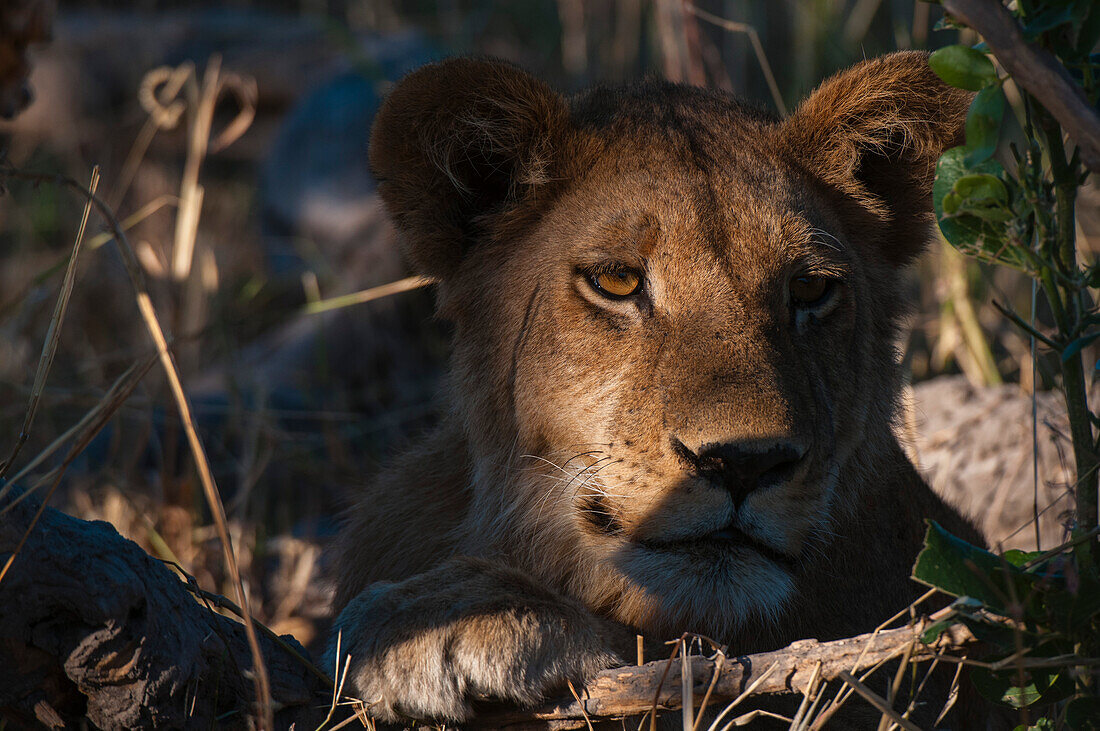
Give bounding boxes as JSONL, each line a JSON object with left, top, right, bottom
{"left": 162, "top": 559, "right": 335, "bottom": 691}
{"left": 303, "top": 275, "right": 434, "bottom": 315}
{"left": 681, "top": 638, "right": 693, "bottom": 731}
{"left": 568, "top": 679, "right": 595, "bottom": 731}
{"left": 691, "top": 650, "right": 725, "bottom": 731}
{"left": 0, "top": 168, "right": 99, "bottom": 480}
{"left": 704, "top": 662, "right": 780, "bottom": 731}
{"left": 682, "top": 3, "right": 787, "bottom": 116}
{"left": 878, "top": 637, "right": 916, "bottom": 731}
{"left": 0, "top": 165, "right": 275, "bottom": 730}
{"left": 788, "top": 661, "right": 822, "bottom": 730}
{"left": 0, "top": 351, "right": 159, "bottom": 506}
{"left": 836, "top": 671, "right": 920, "bottom": 731}
{"left": 0, "top": 351, "right": 157, "bottom": 583}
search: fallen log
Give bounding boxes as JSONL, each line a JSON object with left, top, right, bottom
{"left": 0, "top": 484, "right": 333, "bottom": 730}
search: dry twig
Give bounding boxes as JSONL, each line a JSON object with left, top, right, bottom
{"left": 473, "top": 619, "right": 976, "bottom": 728}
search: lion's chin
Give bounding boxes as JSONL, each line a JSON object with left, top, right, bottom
{"left": 604, "top": 539, "right": 797, "bottom": 639}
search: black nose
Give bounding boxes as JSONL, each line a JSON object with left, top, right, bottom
{"left": 674, "top": 438, "right": 806, "bottom": 507}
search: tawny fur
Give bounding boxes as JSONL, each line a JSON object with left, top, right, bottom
{"left": 327, "top": 52, "right": 984, "bottom": 725}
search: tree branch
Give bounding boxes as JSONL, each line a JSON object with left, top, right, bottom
{"left": 473, "top": 620, "right": 977, "bottom": 728}
{"left": 941, "top": 0, "right": 1100, "bottom": 173}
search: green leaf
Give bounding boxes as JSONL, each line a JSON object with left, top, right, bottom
{"left": 1022, "top": 6, "right": 1075, "bottom": 37}
{"left": 920, "top": 619, "right": 952, "bottom": 644}
{"left": 930, "top": 45, "right": 999, "bottom": 91}
{"left": 1003, "top": 549, "right": 1042, "bottom": 568}
{"left": 1062, "top": 332, "right": 1100, "bottom": 362}
{"left": 970, "top": 666, "right": 1073, "bottom": 708}
{"left": 957, "top": 205, "right": 1014, "bottom": 224}
{"left": 1066, "top": 697, "right": 1100, "bottom": 730}
{"left": 971, "top": 668, "right": 1029, "bottom": 707}
{"left": 1021, "top": 718, "right": 1056, "bottom": 731}
{"left": 1042, "top": 570, "right": 1100, "bottom": 636}
{"left": 965, "top": 85, "right": 1006, "bottom": 165}
{"left": 1078, "top": 2, "right": 1100, "bottom": 56}
{"left": 934, "top": 148, "right": 1011, "bottom": 254}
{"left": 954, "top": 173, "right": 1008, "bottom": 204}
{"left": 951, "top": 613, "right": 1019, "bottom": 652}
{"left": 912, "top": 522, "right": 1034, "bottom": 613}
{"left": 943, "top": 190, "right": 962, "bottom": 214}
{"left": 933, "top": 15, "right": 966, "bottom": 31}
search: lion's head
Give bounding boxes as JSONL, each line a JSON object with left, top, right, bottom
{"left": 368, "top": 53, "right": 968, "bottom": 640}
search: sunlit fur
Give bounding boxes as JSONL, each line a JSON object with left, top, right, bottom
{"left": 327, "top": 53, "right": 986, "bottom": 723}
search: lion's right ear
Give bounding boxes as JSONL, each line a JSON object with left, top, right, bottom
{"left": 369, "top": 58, "right": 570, "bottom": 280}
{"left": 781, "top": 51, "right": 970, "bottom": 266}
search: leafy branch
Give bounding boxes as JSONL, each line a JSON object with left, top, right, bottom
{"left": 925, "top": 0, "right": 1100, "bottom": 726}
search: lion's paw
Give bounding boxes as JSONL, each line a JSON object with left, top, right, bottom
{"left": 324, "top": 556, "right": 623, "bottom": 723}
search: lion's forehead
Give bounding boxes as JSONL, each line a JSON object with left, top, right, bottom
{"left": 530, "top": 157, "right": 850, "bottom": 301}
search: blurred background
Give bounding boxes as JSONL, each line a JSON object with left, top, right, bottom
{"left": 1, "top": 0, "right": 1095, "bottom": 654}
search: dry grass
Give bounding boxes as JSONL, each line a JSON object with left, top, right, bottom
{"left": 2, "top": 122, "right": 277, "bottom": 726}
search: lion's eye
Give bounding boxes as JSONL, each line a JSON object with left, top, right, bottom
{"left": 590, "top": 269, "right": 642, "bottom": 299}
{"left": 789, "top": 275, "right": 833, "bottom": 307}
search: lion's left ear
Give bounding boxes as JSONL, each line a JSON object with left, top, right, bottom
{"left": 782, "top": 51, "right": 971, "bottom": 265}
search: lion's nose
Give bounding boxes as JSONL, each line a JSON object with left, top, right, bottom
{"left": 673, "top": 438, "right": 806, "bottom": 508}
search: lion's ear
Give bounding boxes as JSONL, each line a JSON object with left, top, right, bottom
{"left": 782, "top": 51, "right": 971, "bottom": 266}
{"left": 369, "top": 58, "right": 570, "bottom": 279}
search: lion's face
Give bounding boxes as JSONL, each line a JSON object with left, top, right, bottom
{"left": 447, "top": 133, "right": 890, "bottom": 637}
{"left": 370, "top": 55, "right": 967, "bottom": 639}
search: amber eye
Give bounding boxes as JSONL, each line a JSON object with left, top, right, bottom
{"left": 590, "top": 269, "right": 642, "bottom": 299}
{"left": 789, "top": 275, "right": 833, "bottom": 306}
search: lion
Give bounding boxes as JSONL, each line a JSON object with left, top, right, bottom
{"left": 327, "top": 52, "right": 985, "bottom": 725}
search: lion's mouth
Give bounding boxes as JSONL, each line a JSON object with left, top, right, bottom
{"left": 640, "top": 523, "right": 797, "bottom": 569}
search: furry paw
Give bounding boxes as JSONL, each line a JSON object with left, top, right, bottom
{"left": 324, "top": 557, "right": 623, "bottom": 723}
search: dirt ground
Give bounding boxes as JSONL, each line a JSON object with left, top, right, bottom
{"left": 909, "top": 375, "right": 1081, "bottom": 552}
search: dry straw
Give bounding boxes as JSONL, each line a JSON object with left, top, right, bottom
{"left": 0, "top": 165, "right": 275, "bottom": 730}
{"left": 0, "top": 168, "right": 100, "bottom": 482}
